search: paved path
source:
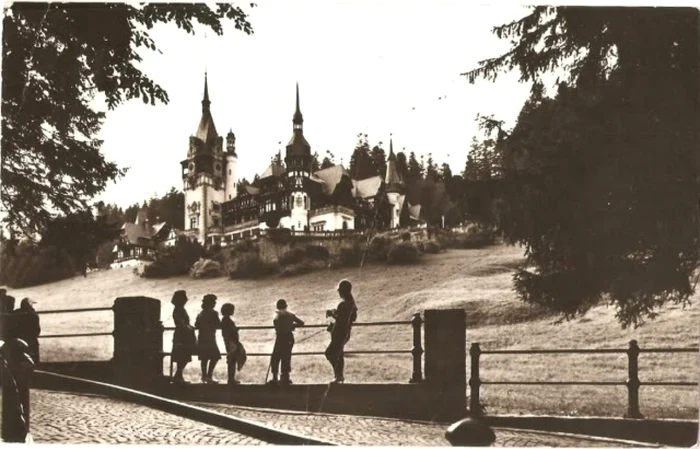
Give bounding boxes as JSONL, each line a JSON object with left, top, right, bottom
{"left": 27, "top": 389, "right": 644, "bottom": 446}
{"left": 196, "top": 403, "right": 640, "bottom": 447}
{"left": 30, "top": 390, "right": 267, "bottom": 445}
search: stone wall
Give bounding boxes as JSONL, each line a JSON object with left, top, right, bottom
{"left": 256, "top": 234, "right": 366, "bottom": 265}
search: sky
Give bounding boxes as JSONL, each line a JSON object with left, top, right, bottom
{"left": 94, "top": 1, "right": 536, "bottom": 209}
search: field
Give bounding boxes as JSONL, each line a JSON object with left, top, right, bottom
{"left": 5, "top": 244, "right": 699, "bottom": 419}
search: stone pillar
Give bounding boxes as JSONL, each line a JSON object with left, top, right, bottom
{"left": 423, "top": 308, "right": 467, "bottom": 420}
{"left": 112, "top": 297, "right": 163, "bottom": 390}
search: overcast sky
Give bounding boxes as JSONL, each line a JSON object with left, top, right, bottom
{"left": 94, "top": 1, "right": 535, "bottom": 208}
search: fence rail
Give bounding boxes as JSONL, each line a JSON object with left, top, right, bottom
{"left": 469, "top": 340, "right": 700, "bottom": 419}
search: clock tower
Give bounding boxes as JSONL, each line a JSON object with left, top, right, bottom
{"left": 285, "top": 83, "right": 313, "bottom": 231}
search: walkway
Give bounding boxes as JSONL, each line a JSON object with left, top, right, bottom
{"left": 28, "top": 388, "right": 645, "bottom": 446}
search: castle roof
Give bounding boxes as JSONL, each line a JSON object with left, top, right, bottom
{"left": 313, "top": 165, "right": 349, "bottom": 195}
{"left": 352, "top": 175, "right": 383, "bottom": 199}
{"left": 261, "top": 161, "right": 286, "bottom": 179}
{"left": 286, "top": 83, "right": 311, "bottom": 157}
{"left": 194, "top": 73, "right": 218, "bottom": 144}
{"left": 384, "top": 136, "right": 403, "bottom": 192}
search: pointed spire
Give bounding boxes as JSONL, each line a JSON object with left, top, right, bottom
{"left": 202, "top": 71, "right": 211, "bottom": 112}
{"left": 293, "top": 82, "right": 303, "bottom": 126}
{"left": 388, "top": 133, "right": 396, "bottom": 160}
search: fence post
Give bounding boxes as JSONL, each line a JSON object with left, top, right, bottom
{"left": 112, "top": 297, "right": 164, "bottom": 390}
{"left": 625, "top": 339, "right": 643, "bottom": 419}
{"left": 469, "top": 343, "right": 482, "bottom": 417}
{"left": 410, "top": 312, "right": 424, "bottom": 383}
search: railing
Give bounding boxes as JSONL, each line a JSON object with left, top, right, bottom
{"left": 468, "top": 340, "right": 700, "bottom": 418}
{"left": 162, "top": 313, "right": 424, "bottom": 383}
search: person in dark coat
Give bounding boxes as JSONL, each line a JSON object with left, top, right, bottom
{"left": 0, "top": 292, "right": 15, "bottom": 341}
{"left": 171, "top": 290, "right": 194, "bottom": 385}
{"left": 195, "top": 294, "right": 221, "bottom": 383}
{"left": 325, "top": 280, "right": 358, "bottom": 383}
{"left": 268, "top": 299, "right": 304, "bottom": 385}
{"left": 0, "top": 338, "right": 35, "bottom": 443}
{"left": 13, "top": 298, "right": 40, "bottom": 365}
{"left": 220, "top": 303, "right": 240, "bottom": 385}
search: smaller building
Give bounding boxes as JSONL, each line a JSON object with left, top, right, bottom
{"left": 112, "top": 208, "right": 171, "bottom": 265}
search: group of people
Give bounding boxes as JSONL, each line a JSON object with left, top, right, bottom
{"left": 0, "top": 289, "right": 41, "bottom": 365}
{"left": 170, "top": 279, "right": 358, "bottom": 386}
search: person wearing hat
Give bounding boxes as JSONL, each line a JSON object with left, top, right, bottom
{"left": 194, "top": 294, "right": 222, "bottom": 383}
{"left": 324, "top": 279, "right": 358, "bottom": 383}
{"left": 268, "top": 299, "right": 305, "bottom": 385}
{"left": 171, "top": 290, "right": 195, "bottom": 385}
{"left": 12, "top": 298, "right": 40, "bottom": 365}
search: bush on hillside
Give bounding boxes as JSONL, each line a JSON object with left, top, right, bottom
{"left": 142, "top": 237, "right": 205, "bottom": 278}
{"left": 190, "top": 258, "right": 224, "bottom": 279}
{"left": 367, "top": 236, "right": 391, "bottom": 262}
{"left": 0, "top": 240, "right": 77, "bottom": 287}
{"left": 455, "top": 229, "right": 496, "bottom": 249}
{"left": 424, "top": 240, "right": 442, "bottom": 254}
{"left": 339, "top": 243, "right": 363, "bottom": 267}
{"left": 228, "top": 252, "right": 277, "bottom": 279}
{"left": 387, "top": 242, "right": 420, "bottom": 265}
{"left": 400, "top": 232, "right": 411, "bottom": 242}
{"left": 280, "top": 260, "right": 315, "bottom": 277}
{"left": 304, "top": 244, "right": 329, "bottom": 261}
{"left": 279, "top": 247, "right": 307, "bottom": 266}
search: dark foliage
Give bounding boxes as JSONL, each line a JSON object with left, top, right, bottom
{"left": 464, "top": 7, "right": 700, "bottom": 327}
{"left": 2, "top": 3, "right": 253, "bottom": 235}
{"left": 142, "top": 236, "right": 205, "bottom": 278}
{"left": 387, "top": 242, "right": 420, "bottom": 265}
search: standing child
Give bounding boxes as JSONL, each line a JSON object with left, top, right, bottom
{"left": 268, "top": 299, "right": 304, "bottom": 385}
{"left": 195, "top": 294, "right": 221, "bottom": 384}
{"left": 220, "top": 303, "right": 240, "bottom": 385}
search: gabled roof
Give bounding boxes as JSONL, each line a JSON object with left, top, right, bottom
{"left": 313, "top": 165, "right": 349, "bottom": 195}
{"left": 352, "top": 175, "right": 383, "bottom": 199}
{"left": 385, "top": 137, "right": 403, "bottom": 192}
{"left": 245, "top": 185, "right": 261, "bottom": 195}
{"left": 122, "top": 223, "right": 154, "bottom": 247}
{"left": 261, "top": 162, "right": 286, "bottom": 179}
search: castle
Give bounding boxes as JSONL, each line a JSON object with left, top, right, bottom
{"left": 181, "top": 74, "right": 423, "bottom": 246}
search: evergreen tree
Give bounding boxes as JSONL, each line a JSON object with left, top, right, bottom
{"left": 370, "top": 144, "right": 387, "bottom": 179}
{"left": 348, "top": 133, "right": 376, "bottom": 180}
{"left": 406, "top": 152, "right": 423, "bottom": 182}
{"left": 395, "top": 151, "right": 409, "bottom": 180}
{"left": 465, "top": 6, "right": 700, "bottom": 327}
{"left": 425, "top": 154, "right": 440, "bottom": 181}
{"left": 311, "top": 152, "right": 321, "bottom": 172}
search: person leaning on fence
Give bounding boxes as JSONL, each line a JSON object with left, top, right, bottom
{"left": 195, "top": 294, "right": 222, "bottom": 384}
{"left": 12, "top": 298, "right": 40, "bottom": 365}
{"left": 268, "top": 299, "right": 304, "bottom": 386}
{"left": 171, "top": 290, "right": 196, "bottom": 385}
{"left": 221, "top": 303, "right": 244, "bottom": 385}
{"left": 325, "top": 279, "right": 358, "bottom": 384}
{"left": 0, "top": 338, "right": 35, "bottom": 443}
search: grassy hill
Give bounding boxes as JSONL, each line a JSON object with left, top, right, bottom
{"left": 5, "top": 244, "right": 698, "bottom": 419}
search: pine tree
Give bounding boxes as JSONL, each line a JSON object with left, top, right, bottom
{"left": 370, "top": 144, "right": 387, "bottom": 179}
{"left": 406, "top": 152, "right": 423, "bottom": 182}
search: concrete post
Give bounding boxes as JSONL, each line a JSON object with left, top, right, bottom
{"left": 112, "top": 297, "right": 163, "bottom": 390}
{"left": 423, "top": 309, "right": 467, "bottom": 420}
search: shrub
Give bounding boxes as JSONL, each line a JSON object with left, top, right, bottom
{"left": 304, "top": 244, "right": 329, "bottom": 261}
{"left": 231, "top": 238, "right": 256, "bottom": 254}
{"left": 367, "top": 236, "right": 391, "bottom": 262}
{"left": 280, "top": 260, "right": 315, "bottom": 277}
{"left": 228, "top": 252, "right": 277, "bottom": 279}
{"left": 424, "top": 240, "right": 442, "bottom": 254}
{"left": 190, "top": 258, "right": 224, "bottom": 279}
{"left": 279, "top": 247, "right": 307, "bottom": 266}
{"left": 400, "top": 231, "right": 412, "bottom": 242}
{"left": 456, "top": 229, "right": 495, "bottom": 249}
{"left": 388, "top": 242, "right": 420, "bottom": 265}
{"left": 142, "top": 237, "right": 205, "bottom": 278}
{"left": 339, "top": 243, "right": 363, "bottom": 267}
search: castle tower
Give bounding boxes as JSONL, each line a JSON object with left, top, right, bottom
{"left": 224, "top": 129, "right": 238, "bottom": 201}
{"left": 285, "top": 83, "right": 313, "bottom": 231}
{"left": 385, "top": 134, "right": 404, "bottom": 228}
{"left": 181, "top": 72, "right": 226, "bottom": 243}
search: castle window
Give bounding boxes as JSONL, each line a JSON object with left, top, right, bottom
{"left": 229, "top": 169, "right": 231, "bottom": 175}
{"left": 190, "top": 217, "right": 197, "bottom": 229}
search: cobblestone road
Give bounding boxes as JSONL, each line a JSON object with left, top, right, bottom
{"left": 197, "top": 403, "right": 640, "bottom": 447}
{"left": 27, "top": 389, "right": 643, "bottom": 446}
{"left": 30, "top": 390, "right": 268, "bottom": 445}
